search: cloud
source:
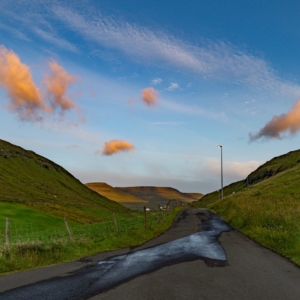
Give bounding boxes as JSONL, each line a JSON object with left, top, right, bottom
{"left": 141, "top": 87, "right": 159, "bottom": 107}
{"left": 161, "top": 100, "right": 227, "bottom": 120}
{"left": 0, "top": 22, "right": 30, "bottom": 41}
{"left": 203, "top": 158, "right": 262, "bottom": 180}
{"left": 32, "top": 27, "right": 78, "bottom": 53}
{"left": 249, "top": 99, "right": 300, "bottom": 141}
{"left": 44, "top": 60, "right": 78, "bottom": 112}
{"left": 51, "top": 6, "right": 300, "bottom": 96}
{"left": 101, "top": 140, "right": 135, "bottom": 155}
{"left": 0, "top": 45, "right": 80, "bottom": 122}
{"left": 166, "top": 82, "right": 179, "bottom": 91}
{"left": 0, "top": 45, "right": 48, "bottom": 119}
{"left": 3, "top": 3, "right": 300, "bottom": 96}
{"left": 151, "top": 78, "right": 163, "bottom": 85}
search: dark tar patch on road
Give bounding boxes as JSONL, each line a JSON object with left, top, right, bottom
{"left": 0, "top": 211, "right": 233, "bottom": 300}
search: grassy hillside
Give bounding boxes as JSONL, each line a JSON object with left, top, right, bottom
{"left": 188, "top": 193, "right": 204, "bottom": 200}
{"left": 191, "top": 149, "right": 300, "bottom": 208}
{"left": 85, "top": 182, "right": 147, "bottom": 203}
{"left": 209, "top": 163, "right": 300, "bottom": 265}
{"left": 0, "top": 139, "right": 128, "bottom": 224}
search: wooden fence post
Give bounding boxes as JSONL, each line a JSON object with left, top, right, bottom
{"left": 113, "top": 213, "right": 118, "bottom": 233}
{"left": 5, "top": 217, "right": 10, "bottom": 251}
{"left": 64, "top": 217, "right": 74, "bottom": 242}
{"left": 144, "top": 206, "right": 147, "bottom": 229}
{"left": 166, "top": 201, "right": 169, "bottom": 217}
{"left": 157, "top": 205, "right": 161, "bottom": 223}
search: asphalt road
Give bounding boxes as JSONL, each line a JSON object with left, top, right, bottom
{"left": 1, "top": 209, "right": 300, "bottom": 299}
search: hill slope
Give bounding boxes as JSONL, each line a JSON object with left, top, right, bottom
{"left": 0, "top": 139, "right": 128, "bottom": 223}
{"left": 209, "top": 161, "right": 300, "bottom": 265}
{"left": 85, "top": 182, "right": 147, "bottom": 203}
{"left": 191, "top": 149, "right": 300, "bottom": 208}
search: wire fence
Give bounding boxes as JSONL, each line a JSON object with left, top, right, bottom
{"left": 0, "top": 200, "right": 183, "bottom": 251}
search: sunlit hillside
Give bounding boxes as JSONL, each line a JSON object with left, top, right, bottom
{"left": 0, "top": 139, "right": 128, "bottom": 223}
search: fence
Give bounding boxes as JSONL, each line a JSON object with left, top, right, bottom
{"left": 0, "top": 200, "right": 183, "bottom": 250}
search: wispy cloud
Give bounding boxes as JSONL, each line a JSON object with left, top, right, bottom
{"left": 3, "top": 2, "right": 300, "bottom": 97}
{"left": 1, "top": 5, "right": 78, "bottom": 53}
{"left": 0, "top": 22, "right": 30, "bottom": 41}
{"left": 32, "top": 27, "right": 79, "bottom": 53}
{"left": 50, "top": 5, "right": 300, "bottom": 96}
{"left": 203, "top": 158, "right": 262, "bottom": 179}
{"left": 151, "top": 78, "right": 163, "bottom": 85}
{"left": 166, "top": 82, "right": 180, "bottom": 91}
{"left": 161, "top": 100, "right": 227, "bottom": 120}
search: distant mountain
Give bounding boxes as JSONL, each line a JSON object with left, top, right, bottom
{"left": 85, "top": 183, "right": 203, "bottom": 209}
{"left": 0, "top": 139, "right": 128, "bottom": 223}
{"left": 116, "top": 186, "right": 202, "bottom": 208}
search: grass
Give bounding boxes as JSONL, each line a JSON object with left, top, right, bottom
{"left": 0, "top": 207, "right": 183, "bottom": 275}
{"left": 208, "top": 164, "right": 300, "bottom": 266}
{"left": 0, "top": 202, "right": 74, "bottom": 230}
{"left": 0, "top": 139, "right": 129, "bottom": 223}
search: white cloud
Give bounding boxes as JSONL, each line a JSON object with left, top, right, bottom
{"left": 50, "top": 5, "right": 300, "bottom": 96}
{"left": 203, "top": 158, "right": 262, "bottom": 179}
{"left": 32, "top": 27, "right": 79, "bottom": 53}
{"left": 0, "top": 22, "right": 30, "bottom": 41}
{"left": 3, "top": 2, "right": 300, "bottom": 97}
{"left": 151, "top": 78, "right": 163, "bottom": 85}
{"left": 166, "top": 82, "right": 180, "bottom": 91}
{"left": 161, "top": 100, "right": 227, "bottom": 120}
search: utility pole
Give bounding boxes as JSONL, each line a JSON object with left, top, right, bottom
{"left": 217, "top": 145, "right": 223, "bottom": 199}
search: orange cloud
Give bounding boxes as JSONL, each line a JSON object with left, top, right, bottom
{"left": 44, "top": 60, "right": 78, "bottom": 112}
{"left": 0, "top": 46, "right": 47, "bottom": 119}
{"left": 0, "top": 46, "right": 81, "bottom": 123}
{"left": 141, "top": 87, "right": 158, "bottom": 107}
{"left": 102, "top": 140, "right": 135, "bottom": 155}
{"left": 250, "top": 99, "right": 300, "bottom": 141}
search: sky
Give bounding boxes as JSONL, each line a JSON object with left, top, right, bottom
{"left": 1, "top": 0, "right": 300, "bottom": 193}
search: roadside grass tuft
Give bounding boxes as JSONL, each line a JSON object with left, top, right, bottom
{"left": 209, "top": 164, "right": 300, "bottom": 266}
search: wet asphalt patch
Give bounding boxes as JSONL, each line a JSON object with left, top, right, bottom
{"left": 0, "top": 211, "right": 233, "bottom": 300}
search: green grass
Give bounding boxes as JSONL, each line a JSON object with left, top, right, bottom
{"left": 0, "top": 202, "right": 71, "bottom": 230}
{"left": 0, "top": 139, "right": 129, "bottom": 223}
{"left": 209, "top": 164, "right": 300, "bottom": 266}
{"left": 0, "top": 207, "right": 183, "bottom": 274}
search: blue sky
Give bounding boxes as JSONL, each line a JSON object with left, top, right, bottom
{"left": 1, "top": 0, "right": 300, "bottom": 193}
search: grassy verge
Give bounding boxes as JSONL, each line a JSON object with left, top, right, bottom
{"left": 209, "top": 165, "right": 300, "bottom": 266}
{"left": 0, "top": 207, "right": 183, "bottom": 275}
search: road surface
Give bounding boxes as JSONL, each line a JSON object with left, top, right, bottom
{"left": 0, "top": 209, "right": 300, "bottom": 299}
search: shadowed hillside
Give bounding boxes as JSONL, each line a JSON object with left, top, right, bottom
{"left": 0, "top": 139, "right": 128, "bottom": 223}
